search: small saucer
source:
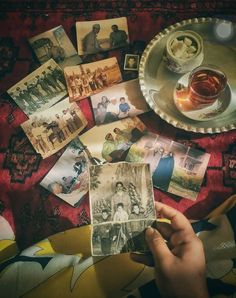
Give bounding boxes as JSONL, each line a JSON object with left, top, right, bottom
{"left": 173, "top": 72, "right": 231, "bottom": 121}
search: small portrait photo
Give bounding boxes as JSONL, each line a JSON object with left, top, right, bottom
{"left": 64, "top": 57, "right": 122, "bottom": 102}
{"left": 76, "top": 17, "right": 129, "bottom": 55}
{"left": 29, "top": 25, "right": 82, "bottom": 69}
{"left": 90, "top": 79, "right": 150, "bottom": 125}
{"left": 79, "top": 117, "right": 147, "bottom": 164}
{"left": 124, "top": 54, "right": 139, "bottom": 71}
{"left": 40, "top": 138, "right": 89, "bottom": 207}
{"left": 89, "top": 162, "right": 156, "bottom": 256}
{"left": 21, "top": 97, "right": 87, "bottom": 159}
{"left": 8, "top": 59, "right": 67, "bottom": 117}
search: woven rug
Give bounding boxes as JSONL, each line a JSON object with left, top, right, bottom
{"left": 0, "top": 0, "right": 236, "bottom": 249}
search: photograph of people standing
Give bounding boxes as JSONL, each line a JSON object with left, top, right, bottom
{"left": 89, "top": 162, "right": 156, "bottom": 256}
{"left": 76, "top": 17, "right": 129, "bottom": 55}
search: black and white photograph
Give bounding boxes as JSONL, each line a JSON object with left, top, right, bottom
{"left": 64, "top": 57, "right": 122, "bottom": 101}
{"left": 21, "top": 97, "right": 88, "bottom": 159}
{"left": 29, "top": 25, "right": 82, "bottom": 68}
{"left": 76, "top": 17, "right": 129, "bottom": 55}
{"left": 89, "top": 162, "right": 156, "bottom": 256}
{"left": 40, "top": 138, "right": 89, "bottom": 207}
{"left": 8, "top": 59, "right": 67, "bottom": 117}
{"left": 124, "top": 54, "right": 139, "bottom": 71}
{"left": 90, "top": 79, "right": 150, "bottom": 125}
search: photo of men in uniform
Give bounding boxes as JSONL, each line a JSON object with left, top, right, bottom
{"left": 89, "top": 162, "right": 156, "bottom": 256}
{"left": 40, "top": 138, "right": 89, "bottom": 207}
{"left": 21, "top": 97, "right": 87, "bottom": 159}
{"left": 76, "top": 17, "right": 129, "bottom": 55}
{"left": 8, "top": 59, "right": 67, "bottom": 117}
{"left": 90, "top": 79, "right": 150, "bottom": 125}
{"left": 64, "top": 57, "right": 122, "bottom": 101}
{"left": 29, "top": 25, "right": 82, "bottom": 68}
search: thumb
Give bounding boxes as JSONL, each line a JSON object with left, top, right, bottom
{"left": 145, "top": 227, "right": 172, "bottom": 264}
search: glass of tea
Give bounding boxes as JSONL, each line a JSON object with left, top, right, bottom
{"left": 188, "top": 65, "right": 227, "bottom": 108}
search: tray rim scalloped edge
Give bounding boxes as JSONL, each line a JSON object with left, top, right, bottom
{"left": 139, "top": 17, "right": 236, "bottom": 134}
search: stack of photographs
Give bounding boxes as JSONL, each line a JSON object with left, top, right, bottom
{"left": 89, "top": 162, "right": 156, "bottom": 256}
{"left": 79, "top": 117, "right": 210, "bottom": 200}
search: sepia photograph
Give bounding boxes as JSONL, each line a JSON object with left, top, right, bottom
{"left": 124, "top": 54, "right": 139, "bottom": 71}
{"left": 79, "top": 117, "right": 147, "bottom": 164}
{"left": 89, "top": 162, "right": 156, "bottom": 256}
{"left": 21, "top": 97, "right": 88, "bottom": 159}
{"left": 126, "top": 132, "right": 210, "bottom": 200}
{"left": 90, "top": 79, "right": 150, "bottom": 125}
{"left": 8, "top": 59, "right": 67, "bottom": 117}
{"left": 29, "top": 25, "right": 82, "bottom": 69}
{"left": 40, "top": 138, "right": 89, "bottom": 207}
{"left": 64, "top": 57, "right": 122, "bottom": 102}
{"left": 76, "top": 17, "right": 129, "bottom": 55}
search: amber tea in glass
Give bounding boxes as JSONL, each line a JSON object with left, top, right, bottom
{"left": 188, "top": 65, "right": 227, "bottom": 108}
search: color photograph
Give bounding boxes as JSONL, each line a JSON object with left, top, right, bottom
{"left": 8, "top": 59, "right": 67, "bottom": 117}
{"left": 79, "top": 117, "right": 147, "bottom": 164}
{"left": 90, "top": 79, "right": 150, "bottom": 125}
{"left": 29, "top": 25, "right": 82, "bottom": 68}
{"left": 40, "top": 138, "right": 89, "bottom": 207}
{"left": 21, "top": 97, "right": 88, "bottom": 159}
{"left": 89, "top": 162, "right": 156, "bottom": 256}
{"left": 64, "top": 57, "right": 122, "bottom": 101}
{"left": 76, "top": 17, "right": 129, "bottom": 55}
{"left": 126, "top": 132, "right": 210, "bottom": 200}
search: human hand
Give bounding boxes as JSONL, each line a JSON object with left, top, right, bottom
{"left": 130, "top": 202, "right": 209, "bottom": 298}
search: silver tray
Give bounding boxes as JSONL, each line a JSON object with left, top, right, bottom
{"left": 139, "top": 17, "right": 236, "bottom": 133}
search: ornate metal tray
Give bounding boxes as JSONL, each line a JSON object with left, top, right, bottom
{"left": 139, "top": 17, "right": 236, "bottom": 133}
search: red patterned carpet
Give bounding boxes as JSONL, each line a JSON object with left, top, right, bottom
{"left": 0, "top": 0, "right": 236, "bottom": 249}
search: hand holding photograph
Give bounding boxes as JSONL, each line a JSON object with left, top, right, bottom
{"left": 29, "top": 25, "right": 82, "bottom": 68}
{"left": 8, "top": 59, "right": 67, "bottom": 117}
{"left": 40, "top": 138, "right": 89, "bottom": 207}
{"left": 21, "top": 97, "right": 88, "bottom": 159}
{"left": 89, "top": 162, "right": 156, "bottom": 256}
{"left": 64, "top": 57, "right": 122, "bottom": 102}
{"left": 90, "top": 79, "right": 150, "bottom": 125}
{"left": 76, "top": 17, "right": 129, "bottom": 55}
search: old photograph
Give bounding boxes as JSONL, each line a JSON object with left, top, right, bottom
{"left": 64, "top": 57, "right": 122, "bottom": 102}
{"left": 90, "top": 79, "right": 150, "bottom": 125}
{"left": 89, "top": 162, "right": 156, "bottom": 256}
{"left": 124, "top": 54, "right": 139, "bottom": 71}
{"left": 8, "top": 59, "right": 67, "bottom": 117}
{"left": 21, "top": 97, "right": 88, "bottom": 159}
{"left": 126, "top": 132, "right": 210, "bottom": 200}
{"left": 76, "top": 17, "right": 129, "bottom": 55}
{"left": 79, "top": 117, "right": 147, "bottom": 164}
{"left": 29, "top": 25, "right": 82, "bottom": 68}
{"left": 40, "top": 138, "right": 89, "bottom": 207}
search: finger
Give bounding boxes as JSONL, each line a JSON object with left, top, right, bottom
{"left": 130, "top": 252, "right": 154, "bottom": 267}
{"left": 157, "top": 222, "right": 174, "bottom": 241}
{"left": 145, "top": 227, "right": 172, "bottom": 264}
{"left": 170, "top": 229, "right": 196, "bottom": 247}
{"left": 155, "top": 202, "right": 194, "bottom": 233}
